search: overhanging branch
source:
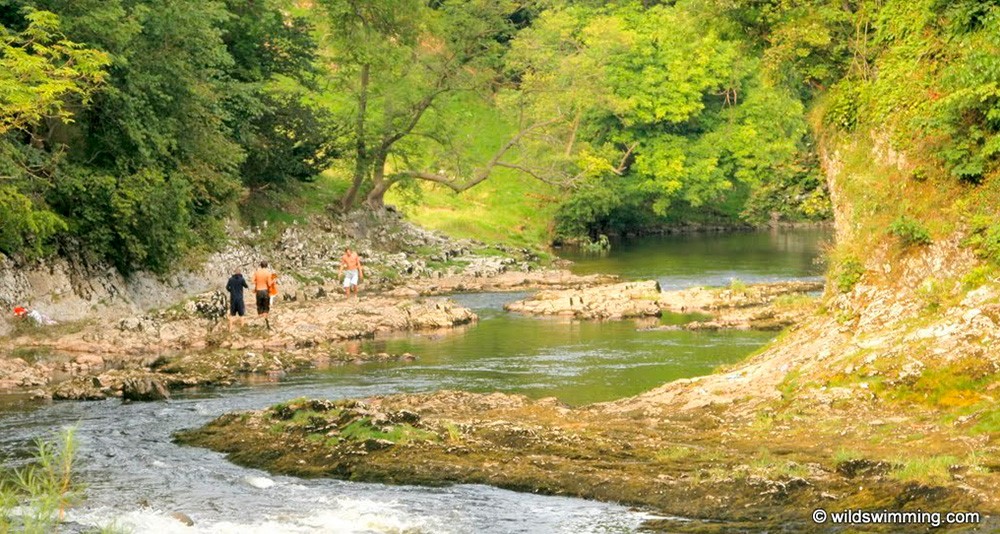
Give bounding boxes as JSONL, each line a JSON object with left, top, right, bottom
{"left": 395, "top": 116, "right": 564, "bottom": 192}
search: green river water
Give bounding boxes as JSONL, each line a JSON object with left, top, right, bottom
{"left": 357, "top": 227, "right": 831, "bottom": 406}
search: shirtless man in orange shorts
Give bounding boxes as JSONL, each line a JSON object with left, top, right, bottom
{"left": 253, "top": 261, "right": 274, "bottom": 329}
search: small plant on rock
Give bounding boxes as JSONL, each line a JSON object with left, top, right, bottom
{"left": 729, "top": 278, "right": 748, "bottom": 295}
{"left": 888, "top": 216, "right": 932, "bottom": 247}
{"left": 964, "top": 214, "right": 1000, "bottom": 265}
{"left": 835, "top": 257, "right": 865, "bottom": 293}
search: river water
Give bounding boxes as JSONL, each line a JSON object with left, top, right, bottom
{"left": 0, "top": 228, "right": 829, "bottom": 533}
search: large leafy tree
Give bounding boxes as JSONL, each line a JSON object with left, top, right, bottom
{"left": 318, "top": 0, "right": 545, "bottom": 209}
{"left": 1, "top": 0, "right": 328, "bottom": 272}
{"left": 723, "top": 0, "right": 1000, "bottom": 183}
{"left": 0, "top": 8, "right": 108, "bottom": 257}
{"left": 502, "top": 0, "right": 819, "bottom": 238}
{"left": 220, "top": 0, "right": 336, "bottom": 185}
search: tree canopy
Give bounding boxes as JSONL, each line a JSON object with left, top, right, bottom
{"left": 2, "top": 0, "right": 993, "bottom": 270}
{"left": 0, "top": 0, "right": 327, "bottom": 271}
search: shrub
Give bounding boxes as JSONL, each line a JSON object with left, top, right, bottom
{"left": 823, "top": 82, "right": 861, "bottom": 131}
{"left": 0, "top": 186, "right": 66, "bottom": 259}
{"left": 48, "top": 168, "right": 193, "bottom": 274}
{"left": 917, "top": 277, "right": 949, "bottom": 312}
{"left": 965, "top": 215, "right": 1000, "bottom": 265}
{"left": 961, "top": 265, "right": 993, "bottom": 289}
{"left": 889, "top": 216, "right": 932, "bottom": 247}
{"left": 835, "top": 257, "right": 865, "bottom": 293}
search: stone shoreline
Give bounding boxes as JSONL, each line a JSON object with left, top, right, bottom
{"left": 0, "top": 290, "right": 473, "bottom": 401}
{"left": 1, "top": 274, "right": 819, "bottom": 402}
{"left": 176, "top": 389, "right": 997, "bottom": 532}
{"left": 505, "top": 279, "right": 823, "bottom": 328}
{"left": 0, "top": 266, "right": 625, "bottom": 400}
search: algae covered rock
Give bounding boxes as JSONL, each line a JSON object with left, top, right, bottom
{"left": 176, "top": 397, "right": 441, "bottom": 474}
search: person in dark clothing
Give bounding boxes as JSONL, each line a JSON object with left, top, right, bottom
{"left": 226, "top": 268, "right": 249, "bottom": 331}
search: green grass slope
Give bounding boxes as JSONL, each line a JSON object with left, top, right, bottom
{"left": 384, "top": 98, "right": 561, "bottom": 247}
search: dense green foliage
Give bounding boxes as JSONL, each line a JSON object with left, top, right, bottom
{"left": 0, "top": 1, "right": 327, "bottom": 271}
{"left": 312, "top": 0, "right": 524, "bottom": 209}
{"left": 2, "top": 0, "right": 997, "bottom": 269}
{"left": 725, "top": 0, "right": 1000, "bottom": 184}
{"left": 493, "top": 0, "right": 830, "bottom": 239}
{"left": 0, "top": 8, "right": 106, "bottom": 257}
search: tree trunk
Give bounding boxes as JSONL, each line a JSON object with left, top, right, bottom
{"left": 565, "top": 110, "right": 581, "bottom": 157}
{"left": 365, "top": 151, "right": 391, "bottom": 208}
{"left": 365, "top": 182, "right": 391, "bottom": 209}
{"left": 340, "top": 63, "right": 371, "bottom": 211}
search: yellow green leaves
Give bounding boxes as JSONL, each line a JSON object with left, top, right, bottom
{"left": 0, "top": 9, "right": 109, "bottom": 135}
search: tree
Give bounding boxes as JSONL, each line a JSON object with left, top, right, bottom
{"left": 219, "top": 0, "right": 335, "bottom": 186}
{"left": 0, "top": 8, "right": 108, "bottom": 257}
{"left": 0, "top": 9, "right": 108, "bottom": 136}
{"left": 499, "top": 1, "right": 818, "bottom": 238}
{"left": 239, "top": 92, "right": 339, "bottom": 185}
{"left": 0, "top": 0, "right": 332, "bottom": 271}
{"left": 318, "top": 0, "right": 548, "bottom": 209}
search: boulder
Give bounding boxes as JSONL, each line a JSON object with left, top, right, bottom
{"left": 122, "top": 376, "right": 170, "bottom": 402}
{"left": 170, "top": 511, "right": 195, "bottom": 526}
{"left": 51, "top": 377, "right": 107, "bottom": 401}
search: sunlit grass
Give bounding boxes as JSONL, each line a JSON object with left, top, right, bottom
{"left": 889, "top": 455, "right": 958, "bottom": 485}
{"left": 384, "top": 96, "right": 560, "bottom": 247}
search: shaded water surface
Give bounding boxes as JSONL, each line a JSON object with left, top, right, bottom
{"left": 0, "top": 229, "right": 829, "bottom": 533}
{"left": 361, "top": 292, "right": 773, "bottom": 406}
{"left": 559, "top": 227, "right": 830, "bottom": 289}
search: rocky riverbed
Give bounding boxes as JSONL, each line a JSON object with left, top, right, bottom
{"left": 176, "top": 233, "right": 1000, "bottom": 531}
{"left": 505, "top": 279, "right": 823, "bottom": 328}
{"left": 177, "top": 388, "right": 999, "bottom": 531}
{"left": 0, "top": 291, "right": 471, "bottom": 400}
{"left": 1, "top": 275, "right": 824, "bottom": 401}
{"left": 1, "top": 208, "right": 626, "bottom": 400}
{"left": 0, "top": 272, "right": 830, "bottom": 404}
{"left": 0, "top": 209, "right": 545, "bottom": 337}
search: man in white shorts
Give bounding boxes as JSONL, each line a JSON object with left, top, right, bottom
{"left": 339, "top": 246, "right": 364, "bottom": 297}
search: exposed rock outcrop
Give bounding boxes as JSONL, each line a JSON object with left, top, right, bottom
{"left": 505, "top": 279, "right": 824, "bottom": 327}
{"left": 1, "top": 292, "right": 474, "bottom": 398}
{"left": 122, "top": 376, "right": 170, "bottom": 401}
{"left": 0, "top": 210, "right": 519, "bottom": 337}
{"left": 504, "top": 280, "right": 663, "bottom": 319}
{"left": 407, "top": 268, "right": 619, "bottom": 295}
{"left": 179, "top": 389, "right": 999, "bottom": 531}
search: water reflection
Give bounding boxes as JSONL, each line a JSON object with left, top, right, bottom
{"left": 559, "top": 227, "right": 831, "bottom": 289}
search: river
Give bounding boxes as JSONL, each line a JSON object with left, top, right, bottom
{"left": 0, "top": 228, "right": 829, "bottom": 533}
